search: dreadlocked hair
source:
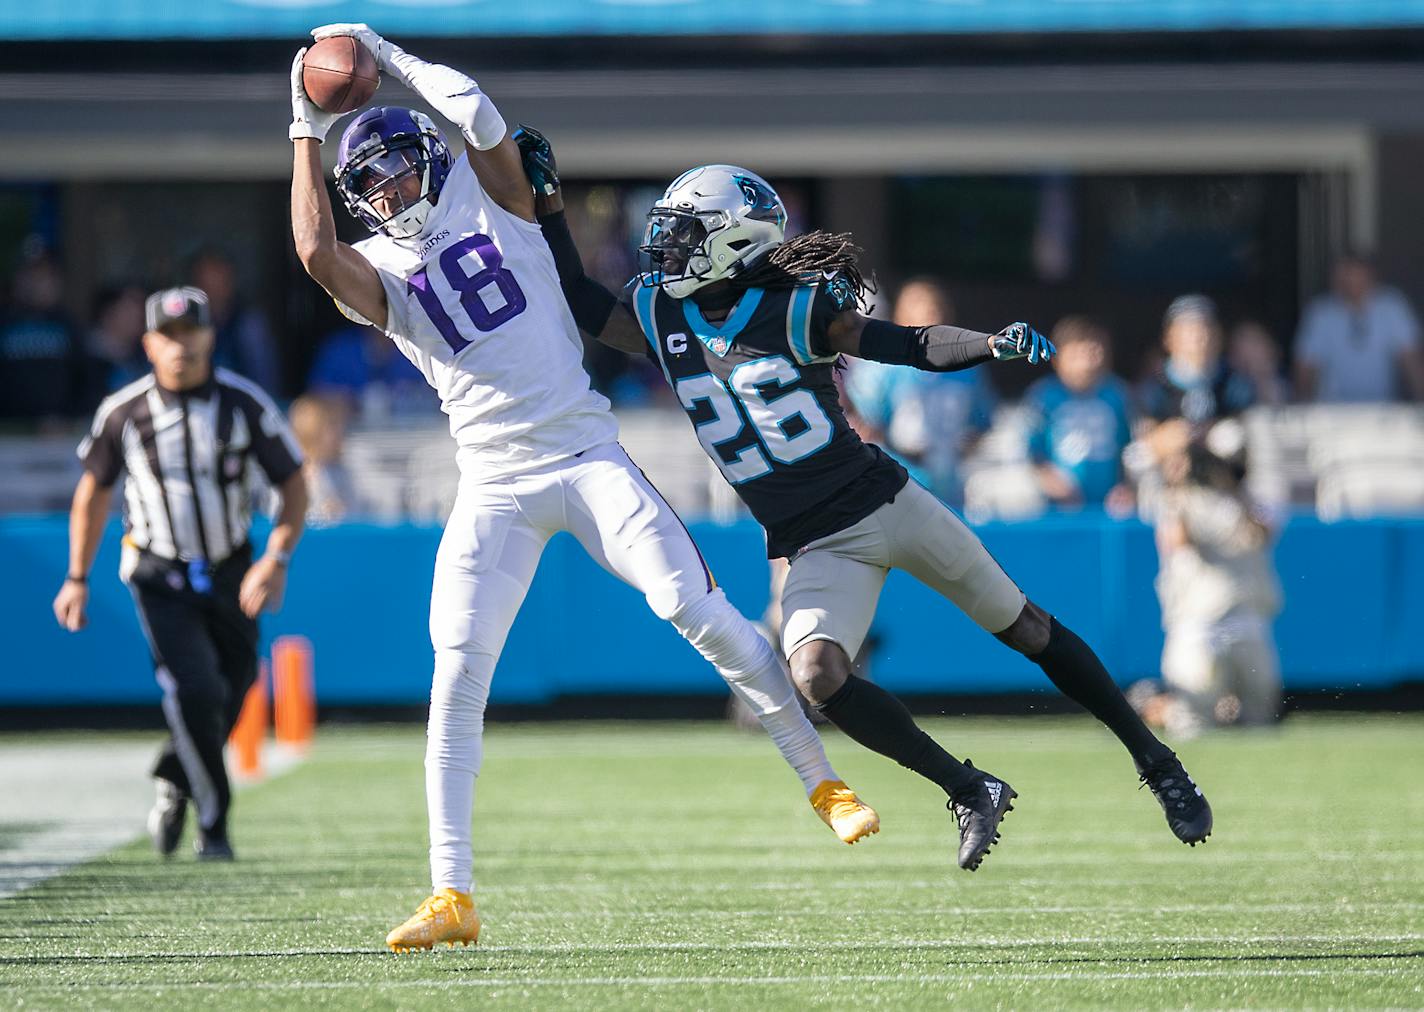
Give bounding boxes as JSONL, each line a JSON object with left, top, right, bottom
{"left": 729, "top": 230, "right": 876, "bottom": 310}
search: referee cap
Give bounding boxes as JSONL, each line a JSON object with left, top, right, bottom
{"left": 145, "top": 286, "right": 211, "bottom": 333}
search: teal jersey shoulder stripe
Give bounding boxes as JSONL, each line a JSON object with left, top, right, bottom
{"left": 786, "top": 284, "right": 822, "bottom": 365}
{"left": 632, "top": 277, "right": 672, "bottom": 381}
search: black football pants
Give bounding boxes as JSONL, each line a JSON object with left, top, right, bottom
{"left": 129, "top": 545, "right": 257, "bottom": 840}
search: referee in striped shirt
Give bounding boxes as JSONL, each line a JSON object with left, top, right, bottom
{"left": 52, "top": 286, "right": 309, "bottom": 861}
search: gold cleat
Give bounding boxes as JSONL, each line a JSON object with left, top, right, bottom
{"left": 385, "top": 888, "right": 481, "bottom": 953}
{"left": 810, "top": 779, "right": 880, "bottom": 844}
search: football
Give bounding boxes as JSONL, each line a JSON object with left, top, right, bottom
{"left": 302, "top": 36, "right": 379, "bottom": 115}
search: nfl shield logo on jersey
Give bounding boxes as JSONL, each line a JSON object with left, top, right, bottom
{"left": 709, "top": 336, "right": 729, "bottom": 356}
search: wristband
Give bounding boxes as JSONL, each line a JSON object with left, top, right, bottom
{"left": 266, "top": 551, "right": 293, "bottom": 568}
{"left": 66, "top": 573, "right": 88, "bottom": 585}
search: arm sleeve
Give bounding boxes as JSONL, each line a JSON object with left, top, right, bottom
{"left": 537, "top": 210, "right": 619, "bottom": 336}
{"left": 239, "top": 388, "right": 304, "bottom": 485}
{"left": 857, "top": 319, "right": 995, "bottom": 372}
{"left": 76, "top": 401, "right": 126, "bottom": 487}
{"left": 384, "top": 46, "right": 507, "bottom": 150}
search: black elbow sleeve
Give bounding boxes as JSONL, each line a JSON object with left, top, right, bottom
{"left": 538, "top": 209, "right": 617, "bottom": 335}
{"left": 859, "top": 319, "right": 993, "bottom": 372}
{"left": 858, "top": 318, "right": 919, "bottom": 365}
{"left": 537, "top": 210, "right": 582, "bottom": 285}
{"left": 568, "top": 277, "right": 617, "bottom": 336}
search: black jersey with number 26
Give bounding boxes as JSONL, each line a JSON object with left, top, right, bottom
{"left": 623, "top": 273, "right": 908, "bottom": 559}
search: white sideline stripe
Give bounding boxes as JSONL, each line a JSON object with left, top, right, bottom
{"left": 21, "top": 934, "right": 1424, "bottom": 959}
{"left": 498, "top": 905, "right": 1424, "bottom": 922}
{"left": 12, "top": 966, "right": 1417, "bottom": 994}
{"left": 478, "top": 934, "right": 1424, "bottom": 952}
{"left": 0, "top": 741, "right": 303, "bottom": 901}
{"left": 475, "top": 873, "right": 1424, "bottom": 895}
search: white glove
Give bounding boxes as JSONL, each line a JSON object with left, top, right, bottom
{"left": 288, "top": 49, "right": 342, "bottom": 143}
{"left": 311, "top": 23, "right": 392, "bottom": 69}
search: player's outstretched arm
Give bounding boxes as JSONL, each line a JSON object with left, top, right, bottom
{"left": 512, "top": 125, "right": 647, "bottom": 354}
{"left": 290, "top": 136, "right": 389, "bottom": 330}
{"left": 824, "top": 311, "right": 1055, "bottom": 371}
{"left": 312, "top": 24, "right": 534, "bottom": 224}
{"left": 288, "top": 48, "right": 387, "bottom": 326}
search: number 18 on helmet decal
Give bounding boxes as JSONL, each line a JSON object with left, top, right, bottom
{"left": 336, "top": 106, "right": 453, "bottom": 241}
{"left": 640, "top": 165, "right": 788, "bottom": 298}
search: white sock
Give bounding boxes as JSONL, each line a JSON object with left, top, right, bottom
{"left": 425, "top": 649, "right": 494, "bottom": 894}
{"left": 671, "top": 590, "right": 837, "bottom": 793}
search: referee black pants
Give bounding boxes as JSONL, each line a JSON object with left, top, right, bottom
{"left": 129, "top": 545, "right": 257, "bottom": 840}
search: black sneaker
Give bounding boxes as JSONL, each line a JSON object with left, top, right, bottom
{"left": 194, "top": 834, "right": 235, "bottom": 861}
{"left": 1137, "top": 753, "right": 1213, "bottom": 845}
{"left": 146, "top": 781, "right": 187, "bottom": 858}
{"left": 948, "top": 761, "right": 1016, "bottom": 871}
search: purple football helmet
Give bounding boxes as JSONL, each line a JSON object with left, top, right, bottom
{"left": 336, "top": 106, "right": 453, "bottom": 240}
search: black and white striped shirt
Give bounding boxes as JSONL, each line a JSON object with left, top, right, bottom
{"left": 78, "top": 368, "right": 303, "bottom": 564}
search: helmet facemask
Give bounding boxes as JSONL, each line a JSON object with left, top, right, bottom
{"left": 335, "top": 110, "right": 452, "bottom": 241}
{"left": 640, "top": 166, "right": 788, "bottom": 299}
{"left": 639, "top": 209, "right": 727, "bottom": 297}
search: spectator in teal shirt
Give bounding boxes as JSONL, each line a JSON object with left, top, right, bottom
{"left": 844, "top": 278, "right": 995, "bottom": 507}
{"left": 1025, "top": 316, "right": 1135, "bottom": 513}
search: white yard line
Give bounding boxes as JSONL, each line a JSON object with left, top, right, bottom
{"left": 0, "top": 739, "right": 155, "bottom": 901}
{"left": 0, "top": 739, "right": 302, "bottom": 900}
{"left": 8, "top": 965, "right": 1419, "bottom": 994}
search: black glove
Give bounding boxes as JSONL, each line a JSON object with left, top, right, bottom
{"left": 512, "top": 124, "right": 560, "bottom": 196}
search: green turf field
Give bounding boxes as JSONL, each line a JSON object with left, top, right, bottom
{"left": 3, "top": 714, "right": 1422, "bottom": 1009}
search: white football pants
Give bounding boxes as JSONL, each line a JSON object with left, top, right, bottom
{"left": 425, "top": 442, "right": 837, "bottom": 893}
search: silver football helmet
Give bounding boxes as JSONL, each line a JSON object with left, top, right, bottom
{"left": 640, "top": 165, "right": 788, "bottom": 298}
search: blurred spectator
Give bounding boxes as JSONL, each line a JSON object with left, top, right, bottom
{"left": 189, "top": 247, "right": 280, "bottom": 394}
{"left": 1137, "top": 420, "right": 1283, "bottom": 739}
{"left": 307, "top": 322, "right": 434, "bottom": 421}
{"left": 1228, "top": 320, "right": 1288, "bottom": 408}
{"left": 1023, "top": 316, "right": 1134, "bottom": 513}
{"left": 289, "top": 393, "right": 361, "bottom": 522}
{"left": 1294, "top": 252, "right": 1424, "bottom": 403}
{"left": 0, "top": 249, "right": 83, "bottom": 424}
{"left": 82, "top": 284, "right": 148, "bottom": 407}
{"left": 1137, "top": 295, "right": 1255, "bottom": 472}
{"left": 844, "top": 277, "right": 995, "bottom": 505}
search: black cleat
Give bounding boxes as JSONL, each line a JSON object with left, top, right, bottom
{"left": 147, "top": 780, "right": 187, "bottom": 858}
{"left": 194, "top": 833, "right": 235, "bottom": 861}
{"left": 948, "top": 761, "right": 1016, "bottom": 871}
{"left": 1137, "top": 753, "right": 1213, "bottom": 845}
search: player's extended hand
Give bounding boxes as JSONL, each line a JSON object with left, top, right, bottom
{"left": 239, "top": 556, "right": 288, "bottom": 619}
{"left": 311, "top": 23, "right": 391, "bottom": 68}
{"left": 288, "top": 48, "right": 343, "bottom": 143}
{"left": 53, "top": 578, "right": 88, "bottom": 633}
{"left": 990, "top": 322, "right": 1055, "bottom": 364}
{"left": 512, "top": 125, "right": 561, "bottom": 197}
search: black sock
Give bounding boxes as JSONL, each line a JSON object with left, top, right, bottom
{"left": 814, "top": 675, "right": 980, "bottom": 798}
{"left": 1031, "top": 618, "right": 1170, "bottom": 765}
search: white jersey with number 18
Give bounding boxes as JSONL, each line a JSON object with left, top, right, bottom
{"left": 344, "top": 155, "right": 617, "bottom": 481}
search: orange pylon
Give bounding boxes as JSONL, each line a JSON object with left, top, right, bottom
{"left": 272, "top": 635, "right": 316, "bottom": 750}
{"left": 230, "top": 663, "right": 269, "bottom": 778}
